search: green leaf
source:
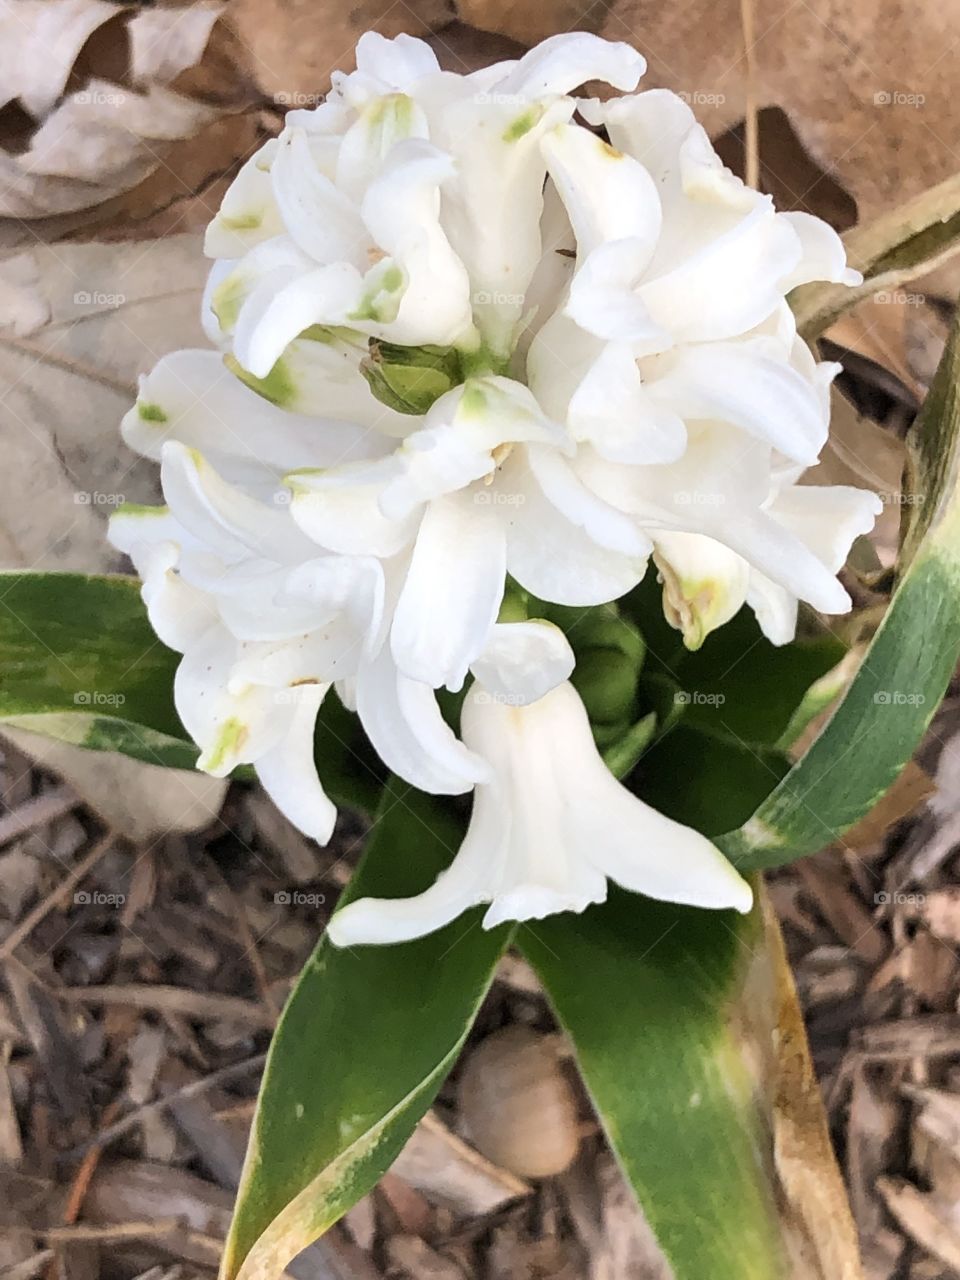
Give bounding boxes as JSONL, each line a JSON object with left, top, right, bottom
{"left": 625, "top": 570, "right": 847, "bottom": 748}
{"left": 0, "top": 570, "right": 383, "bottom": 815}
{"left": 791, "top": 170, "right": 960, "bottom": 338}
{"left": 0, "top": 570, "right": 192, "bottom": 766}
{"left": 669, "top": 614, "right": 846, "bottom": 747}
{"left": 720, "top": 307, "right": 960, "bottom": 870}
{"left": 222, "top": 781, "right": 513, "bottom": 1280}
{"left": 520, "top": 893, "right": 786, "bottom": 1280}
{"left": 636, "top": 723, "right": 789, "bottom": 835}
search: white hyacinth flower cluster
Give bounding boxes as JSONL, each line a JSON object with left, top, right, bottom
{"left": 110, "top": 31, "right": 880, "bottom": 943}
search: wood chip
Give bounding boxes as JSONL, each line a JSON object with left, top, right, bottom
{"left": 876, "top": 1177, "right": 960, "bottom": 1272}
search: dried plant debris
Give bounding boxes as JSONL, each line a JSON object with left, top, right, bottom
{"left": 0, "top": 0, "right": 260, "bottom": 261}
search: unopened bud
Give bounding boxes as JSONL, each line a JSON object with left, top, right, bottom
{"left": 361, "top": 339, "right": 462, "bottom": 415}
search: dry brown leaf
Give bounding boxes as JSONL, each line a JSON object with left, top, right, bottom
{"left": 828, "top": 301, "right": 921, "bottom": 400}
{"left": 0, "top": 1, "right": 242, "bottom": 229}
{"left": 0, "top": 232, "right": 228, "bottom": 835}
{"left": 0, "top": 0, "right": 118, "bottom": 116}
{"left": 734, "top": 885, "right": 865, "bottom": 1279}
{"left": 833, "top": 762, "right": 934, "bottom": 855}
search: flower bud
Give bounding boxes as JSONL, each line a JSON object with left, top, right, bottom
{"left": 554, "top": 604, "right": 646, "bottom": 735}
{"left": 361, "top": 339, "right": 462, "bottom": 415}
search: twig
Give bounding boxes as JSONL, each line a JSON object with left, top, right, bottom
{"left": 56, "top": 983, "right": 273, "bottom": 1026}
{"left": 46, "top": 1101, "right": 122, "bottom": 1280}
{"left": 0, "top": 832, "right": 116, "bottom": 961}
{"left": 202, "top": 854, "right": 280, "bottom": 1019}
{"left": 739, "top": 0, "right": 760, "bottom": 189}
{"left": 0, "top": 787, "right": 78, "bottom": 848}
{"left": 64, "top": 1052, "right": 267, "bottom": 1159}
{"left": 40, "top": 1217, "right": 186, "bottom": 1243}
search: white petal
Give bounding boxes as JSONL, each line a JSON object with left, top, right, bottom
{"left": 355, "top": 647, "right": 491, "bottom": 795}
{"left": 271, "top": 127, "right": 368, "bottom": 265}
{"left": 541, "top": 122, "right": 662, "bottom": 261}
{"left": 638, "top": 202, "right": 803, "bottom": 342}
{"left": 335, "top": 92, "right": 429, "bottom": 202}
{"left": 544, "top": 683, "right": 753, "bottom": 911}
{"left": 502, "top": 450, "right": 648, "bottom": 606}
{"left": 232, "top": 262, "right": 365, "bottom": 378}
{"left": 679, "top": 125, "right": 759, "bottom": 212}
{"left": 108, "top": 512, "right": 218, "bottom": 653}
{"left": 494, "top": 33, "right": 645, "bottom": 98}
{"left": 565, "top": 239, "right": 672, "bottom": 347}
{"left": 778, "top": 211, "right": 861, "bottom": 290}
{"left": 121, "top": 349, "right": 389, "bottom": 484}
{"left": 255, "top": 685, "right": 337, "bottom": 843}
{"left": 175, "top": 625, "right": 283, "bottom": 776}
{"left": 643, "top": 337, "right": 828, "bottom": 465}
{"left": 653, "top": 531, "right": 750, "bottom": 649}
{"left": 526, "top": 445, "right": 651, "bottom": 556}
{"left": 768, "top": 484, "right": 882, "bottom": 572}
{"left": 353, "top": 31, "right": 440, "bottom": 90}
{"left": 391, "top": 490, "right": 506, "bottom": 690}
{"left": 379, "top": 425, "right": 495, "bottom": 522}
{"left": 160, "top": 442, "right": 313, "bottom": 563}
{"left": 358, "top": 138, "right": 474, "bottom": 346}
{"left": 470, "top": 620, "right": 574, "bottom": 705}
{"left": 204, "top": 140, "right": 283, "bottom": 258}
{"left": 568, "top": 340, "right": 687, "bottom": 464}
{"left": 581, "top": 89, "right": 696, "bottom": 186}
{"left": 289, "top": 459, "right": 419, "bottom": 557}
{"left": 327, "top": 785, "right": 505, "bottom": 946}
{"left": 745, "top": 572, "right": 798, "bottom": 645}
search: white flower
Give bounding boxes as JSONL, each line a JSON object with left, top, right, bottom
{"left": 326, "top": 680, "right": 752, "bottom": 944}
{"left": 204, "top": 31, "right": 646, "bottom": 379}
{"left": 110, "top": 30, "right": 881, "bottom": 943}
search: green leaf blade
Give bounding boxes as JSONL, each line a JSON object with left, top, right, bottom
{"left": 223, "top": 782, "right": 513, "bottom": 1280}
{"left": 521, "top": 894, "right": 785, "bottom": 1280}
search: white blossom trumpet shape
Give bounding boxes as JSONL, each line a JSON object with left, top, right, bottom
{"left": 327, "top": 680, "right": 753, "bottom": 944}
